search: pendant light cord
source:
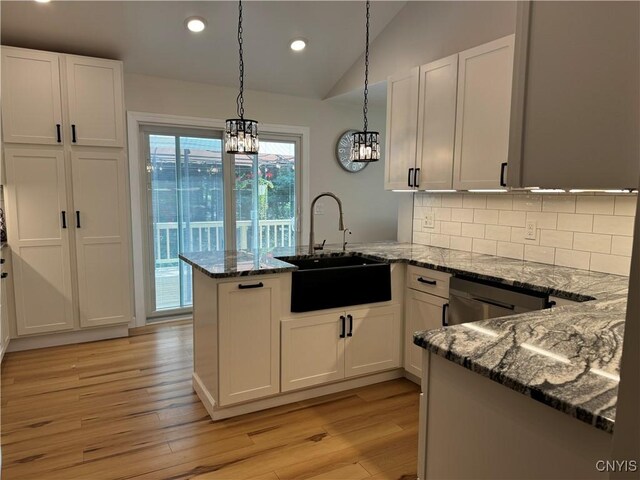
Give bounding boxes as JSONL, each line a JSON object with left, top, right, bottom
{"left": 237, "top": 0, "right": 245, "bottom": 119}
{"left": 362, "top": 0, "right": 370, "bottom": 133}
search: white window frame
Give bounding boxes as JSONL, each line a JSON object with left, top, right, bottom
{"left": 127, "top": 111, "right": 310, "bottom": 327}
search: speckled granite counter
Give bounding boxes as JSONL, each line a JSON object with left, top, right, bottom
{"left": 180, "top": 241, "right": 628, "bottom": 432}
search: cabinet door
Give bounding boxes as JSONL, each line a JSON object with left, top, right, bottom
{"left": 416, "top": 55, "right": 458, "bottom": 190}
{"left": 384, "top": 68, "right": 419, "bottom": 190}
{"left": 71, "top": 151, "right": 132, "bottom": 328}
{"left": 405, "top": 290, "right": 447, "bottom": 378}
{"left": 218, "top": 278, "right": 280, "bottom": 405}
{"left": 0, "top": 259, "right": 7, "bottom": 355}
{"left": 281, "top": 312, "right": 345, "bottom": 392}
{"left": 4, "top": 148, "right": 75, "bottom": 335}
{"left": 65, "top": 56, "right": 124, "bottom": 147}
{"left": 1, "top": 48, "right": 63, "bottom": 145}
{"left": 345, "top": 304, "right": 401, "bottom": 378}
{"left": 452, "top": 35, "right": 514, "bottom": 190}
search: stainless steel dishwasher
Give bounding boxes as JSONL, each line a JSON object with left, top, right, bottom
{"left": 447, "top": 276, "right": 551, "bottom": 326}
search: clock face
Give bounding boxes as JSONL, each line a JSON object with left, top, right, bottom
{"left": 336, "top": 130, "right": 369, "bottom": 173}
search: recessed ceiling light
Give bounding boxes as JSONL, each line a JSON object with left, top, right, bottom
{"left": 34, "top": 0, "right": 51, "bottom": 3}
{"left": 185, "top": 17, "right": 207, "bottom": 33}
{"left": 290, "top": 39, "right": 307, "bottom": 52}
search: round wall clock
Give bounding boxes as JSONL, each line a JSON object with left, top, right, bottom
{"left": 335, "top": 130, "right": 369, "bottom": 173}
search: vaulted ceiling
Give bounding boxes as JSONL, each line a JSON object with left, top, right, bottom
{"left": 1, "top": 1, "right": 406, "bottom": 99}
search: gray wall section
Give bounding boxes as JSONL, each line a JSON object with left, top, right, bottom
{"left": 327, "top": 1, "right": 516, "bottom": 99}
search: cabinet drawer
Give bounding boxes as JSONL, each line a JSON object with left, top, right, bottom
{"left": 407, "top": 266, "right": 450, "bottom": 299}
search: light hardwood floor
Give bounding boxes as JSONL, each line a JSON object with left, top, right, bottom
{"left": 1, "top": 321, "right": 420, "bottom": 479}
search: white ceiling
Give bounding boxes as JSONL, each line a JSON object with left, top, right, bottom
{"left": 1, "top": 1, "right": 406, "bottom": 99}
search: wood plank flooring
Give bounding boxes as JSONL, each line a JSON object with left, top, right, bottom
{"left": 1, "top": 321, "right": 420, "bottom": 479}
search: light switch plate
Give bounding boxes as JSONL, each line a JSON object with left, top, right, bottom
{"left": 525, "top": 220, "right": 537, "bottom": 240}
{"left": 424, "top": 212, "right": 435, "bottom": 229}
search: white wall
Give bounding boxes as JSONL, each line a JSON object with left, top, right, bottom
{"left": 124, "top": 73, "right": 398, "bottom": 246}
{"left": 413, "top": 192, "right": 637, "bottom": 276}
{"left": 328, "top": 1, "right": 516, "bottom": 99}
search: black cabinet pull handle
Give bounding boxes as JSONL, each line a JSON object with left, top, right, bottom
{"left": 56, "top": 124, "right": 62, "bottom": 143}
{"left": 71, "top": 124, "right": 77, "bottom": 143}
{"left": 347, "top": 314, "right": 353, "bottom": 337}
{"left": 1, "top": 273, "right": 7, "bottom": 279}
{"left": 61, "top": 211, "right": 67, "bottom": 229}
{"left": 339, "top": 315, "right": 346, "bottom": 338}
{"left": 238, "top": 282, "right": 263, "bottom": 289}
{"left": 442, "top": 303, "right": 449, "bottom": 326}
{"left": 417, "top": 277, "right": 437, "bottom": 285}
{"left": 75, "top": 211, "right": 81, "bottom": 228}
{"left": 0, "top": 259, "right": 5, "bottom": 265}
{"left": 414, "top": 168, "right": 420, "bottom": 188}
{"left": 499, "top": 162, "right": 508, "bottom": 187}
{"left": 407, "top": 168, "right": 414, "bottom": 188}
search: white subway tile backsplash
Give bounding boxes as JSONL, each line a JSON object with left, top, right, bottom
{"left": 557, "top": 213, "right": 593, "bottom": 233}
{"left": 576, "top": 195, "right": 615, "bottom": 215}
{"left": 590, "top": 253, "right": 631, "bottom": 276}
{"left": 611, "top": 235, "right": 633, "bottom": 257}
{"left": 513, "top": 194, "right": 542, "bottom": 212}
{"left": 441, "top": 193, "right": 463, "bottom": 208}
{"left": 524, "top": 245, "right": 555, "bottom": 264}
{"left": 542, "top": 195, "right": 576, "bottom": 213}
{"left": 462, "top": 194, "right": 487, "bottom": 209}
{"left": 592, "top": 215, "right": 634, "bottom": 236}
{"left": 499, "top": 210, "right": 526, "bottom": 227}
{"left": 573, "top": 232, "right": 611, "bottom": 253}
{"left": 555, "top": 249, "right": 591, "bottom": 270}
{"left": 450, "top": 236, "right": 472, "bottom": 252}
{"left": 473, "top": 209, "right": 499, "bottom": 225}
{"left": 473, "top": 238, "right": 497, "bottom": 255}
{"left": 485, "top": 225, "right": 511, "bottom": 242}
{"left": 461, "top": 223, "right": 485, "bottom": 239}
{"left": 497, "top": 241, "right": 524, "bottom": 260}
{"left": 540, "top": 230, "right": 574, "bottom": 249}
{"left": 413, "top": 192, "right": 635, "bottom": 276}
{"left": 451, "top": 208, "right": 474, "bottom": 223}
{"left": 614, "top": 195, "right": 637, "bottom": 216}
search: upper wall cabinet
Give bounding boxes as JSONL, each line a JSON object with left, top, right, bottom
{"left": 384, "top": 36, "right": 515, "bottom": 191}
{"left": 508, "top": 1, "right": 639, "bottom": 189}
{"left": 1, "top": 47, "right": 125, "bottom": 148}
{"left": 384, "top": 68, "right": 419, "bottom": 190}
{"left": 1, "top": 49, "right": 63, "bottom": 145}
{"left": 452, "top": 36, "right": 514, "bottom": 190}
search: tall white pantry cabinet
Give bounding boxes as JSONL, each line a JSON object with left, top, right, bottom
{"left": 1, "top": 46, "right": 133, "bottom": 339}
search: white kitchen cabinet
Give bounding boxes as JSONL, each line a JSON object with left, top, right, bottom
{"left": 508, "top": 2, "right": 639, "bottom": 189}
{"left": 65, "top": 56, "right": 125, "bottom": 147}
{"left": 384, "top": 68, "right": 419, "bottom": 190}
{"left": 416, "top": 54, "right": 458, "bottom": 190}
{"left": 452, "top": 35, "right": 514, "bottom": 190}
{"left": 1, "top": 48, "right": 63, "bottom": 145}
{"left": 218, "top": 278, "right": 281, "bottom": 405}
{"left": 282, "top": 304, "right": 402, "bottom": 392}
{"left": 0, "top": 251, "right": 9, "bottom": 359}
{"left": 405, "top": 289, "right": 448, "bottom": 378}
{"left": 4, "top": 148, "right": 75, "bottom": 335}
{"left": 71, "top": 151, "right": 131, "bottom": 327}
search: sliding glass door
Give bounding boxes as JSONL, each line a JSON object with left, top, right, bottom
{"left": 142, "top": 127, "right": 300, "bottom": 318}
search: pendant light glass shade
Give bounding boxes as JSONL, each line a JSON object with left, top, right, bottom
{"left": 351, "top": 0, "right": 379, "bottom": 162}
{"left": 225, "top": 0, "right": 259, "bottom": 155}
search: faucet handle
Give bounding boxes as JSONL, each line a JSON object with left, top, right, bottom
{"left": 313, "top": 239, "right": 326, "bottom": 251}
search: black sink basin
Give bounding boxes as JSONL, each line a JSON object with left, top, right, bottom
{"left": 280, "top": 255, "right": 392, "bottom": 312}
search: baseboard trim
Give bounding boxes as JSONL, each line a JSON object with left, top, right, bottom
{"left": 7, "top": 325, "right": 129, "bottom": 352}
{"left": 404, "top": 370, "right": 422, "bottom": 386}
{"left": 193, "top": 369, "right": 405, "bottom": 421}
{"left": 0, "top": 340, "right": 9, "bottom": 363}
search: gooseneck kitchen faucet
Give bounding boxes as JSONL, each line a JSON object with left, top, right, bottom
{"left": 308, "top": 192, "right": 346, "bottom": 254}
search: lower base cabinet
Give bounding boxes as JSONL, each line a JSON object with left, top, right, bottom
{"left": 405, "top": 289, "right": 448, "bottom": 378}
{"left": 281, "top": 304, "right": 402, "bottom": 392}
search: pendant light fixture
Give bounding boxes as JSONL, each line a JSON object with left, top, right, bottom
{"left": 225, "top": 0, "right": 259, "bottom": 154}
{"left": 351, "top": 0, "right": 380, "bottom": 162}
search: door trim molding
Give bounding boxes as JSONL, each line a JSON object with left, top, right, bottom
{"left": 127, "top": 111, "right": 310, "bottom": 327}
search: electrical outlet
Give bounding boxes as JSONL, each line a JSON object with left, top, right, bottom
{"left": 424, "top": 212, "right": 436, "bottom": 229}
{"left": 525, "top": 220, "right": 537, "bottom": 240}
{"left": 314, "top": 202, "right": 324, "bottom": 215}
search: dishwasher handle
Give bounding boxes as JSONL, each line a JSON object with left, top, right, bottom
{"left": 470, "top": 296, "right": 515, "bottom": 311}
{"left": 442, "top": 303, "right": 449, "bottom": 327}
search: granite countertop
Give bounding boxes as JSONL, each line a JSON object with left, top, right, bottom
{"left": 180, "top": 241, "right": 629, "bottom": 432}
